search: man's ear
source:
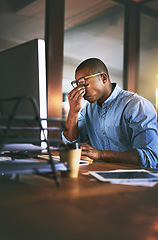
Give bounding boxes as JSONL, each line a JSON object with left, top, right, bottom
{"left": 102, "top": 73, "right": 107, "bottom": 83}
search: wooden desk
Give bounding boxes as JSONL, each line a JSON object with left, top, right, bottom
{"left": 0, "top": 161, "right": 158, "bottom": 240}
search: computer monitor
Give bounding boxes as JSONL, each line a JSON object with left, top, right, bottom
{"left": 0, "top": 39, "right": 47, "bottom": 142}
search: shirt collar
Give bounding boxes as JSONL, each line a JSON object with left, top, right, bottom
{"left": 97, "top": 83, "right": 122, "bottom": 108}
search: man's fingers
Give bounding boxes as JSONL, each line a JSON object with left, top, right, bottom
{"left": 81, "top": 142, "right": 90, "bottom": 148}
{"left": 81, "top": 149, "right": 89, "bottom": 156}
{"left": 68, "top": 87, "right": 85, "bottom": 101}
{"left": 73, "top": 89, "right": 85, "bottom": 102}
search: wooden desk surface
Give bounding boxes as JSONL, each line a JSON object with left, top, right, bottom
{"left": 0, "top": 161, "right": 158, "bottom": 240}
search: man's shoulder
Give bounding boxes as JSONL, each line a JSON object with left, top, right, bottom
{"left": 119, "top": 88, "right": 152, "bottom": 106}
{"left": 114, "top": 87, "right": 156, "bottom": 116}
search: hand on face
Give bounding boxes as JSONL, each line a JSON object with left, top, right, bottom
{"left": 68, "top": 86, "right": 86, "bottom": 113}
{"left": 81, "top": 142, "right": 102, "bottom": 160}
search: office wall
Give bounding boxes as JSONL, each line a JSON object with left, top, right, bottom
{"left": 138, "top": 13, "right": 158, "bottom": 108}
{"left": 63, "top": 5, "right": 124, "bottom": 94}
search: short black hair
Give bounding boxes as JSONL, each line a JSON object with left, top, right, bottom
{"left": 75, "top": 58, "right": 110, "bottom": 78}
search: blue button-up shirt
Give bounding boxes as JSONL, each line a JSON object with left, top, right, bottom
{"left": 63, "top": 84, "right": 158, "bottom": 168}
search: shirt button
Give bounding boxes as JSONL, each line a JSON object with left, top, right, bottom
{"left": 102, "top": 132, "right": 105, "bottom": 134}
{"left": 102, "top": 115, "right": 104, "bottom": 118}
{"left": 109, "top": 105, "right": 111, "bottom": 108}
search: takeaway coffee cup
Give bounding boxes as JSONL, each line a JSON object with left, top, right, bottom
{"left": 59, "top": 143, "right": 81, "bottom": 178}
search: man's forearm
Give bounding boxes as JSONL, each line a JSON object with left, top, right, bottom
{"left": 81, "top": 142, "right": 141, "bottom": 166}
{"left": 63, "top": 111, "right": 79, "bottom": 142}
{"left": 99, "top": 149, "right": 141, "bottom": 165}
{"left": 64, "top": 85, "right": 85, "bottom": 142}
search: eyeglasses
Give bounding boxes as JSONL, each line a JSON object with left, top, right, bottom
{"left": 71, "top": 72, "right": 103, "bottom": 88}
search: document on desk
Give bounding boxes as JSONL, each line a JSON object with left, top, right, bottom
{"left": 89, "top": 169, "right": 158, "bottom": 187}
{"left": 38, "top": 155, "right": 89, "bottom": 166}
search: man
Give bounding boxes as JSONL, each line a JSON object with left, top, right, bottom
{"left": 63, "top": 58, "right": 158, "bottom": 168}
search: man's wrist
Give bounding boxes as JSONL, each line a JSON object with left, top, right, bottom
{"left": 98, "top": 149, "right": 105, "bottom": 160}
{"left": 69, "top": 109, "right": 79, "bottom": 116}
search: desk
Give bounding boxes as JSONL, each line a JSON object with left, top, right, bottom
{"left": 0, "top": 161, "right": 158, "bottom": 240}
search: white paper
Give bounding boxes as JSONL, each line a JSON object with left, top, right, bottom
{"left": 109, "top": 179, "right": 158, "bottom": 187}
{"left": 38, "top": 155, "right": 89, "bottom": 166}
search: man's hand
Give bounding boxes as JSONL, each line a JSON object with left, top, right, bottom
{"left": 81, "top": 142, "right": 140, "bottom": 165}
{"left": 81, "top": 142, "right": 102, "bottom": 160}
{"left": 68, "top": 86, "right": 86, "bottom": 114}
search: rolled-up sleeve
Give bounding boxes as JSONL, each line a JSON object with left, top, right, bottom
{"left": 126, "top": 97, "right": 158, "bottom": 168}
{"left": 135, "top": 129, "right": 158, "bottom": 168}
{"left": 61, "top": 131, "right": 79, "bottom": 144}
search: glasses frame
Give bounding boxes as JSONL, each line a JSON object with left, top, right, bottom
{"left": 71, "top": 72, "right": 103, "bottom": 88}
